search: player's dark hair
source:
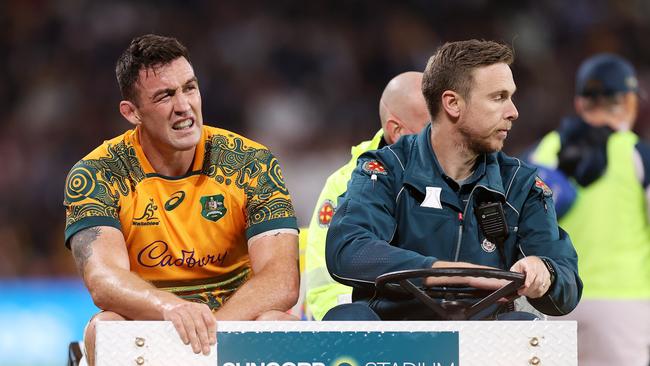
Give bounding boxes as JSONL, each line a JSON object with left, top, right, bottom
{"left": 116, "top": 34, "right": 190, "bottom": 104}
{"left": 422, "top": 39, "right": 514, "bottom": 120}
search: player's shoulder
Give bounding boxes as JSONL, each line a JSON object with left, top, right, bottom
{"left": 64, "top": 130, "right": 141, "bottom": 203}
{"left": 65, "top": 130, "right": 143, "bottom": 186}
{"left": 78, "top": 131, "right": 132, "bottom": 161}
{"left": 67, "top": 130, "right": 136, "bottom": 174}
{"left": 204, "top": 125, "right": 270, "bottom": 152}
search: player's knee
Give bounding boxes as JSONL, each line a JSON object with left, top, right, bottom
{"left": 86, "top": 311, "right": 127, "bottom": 338}
{"left": 90, "top": 310, "right": 127, "bottom": 324}
{"left": 256, "top": 310, "right": 298, "bottom": 321}
{"left": 83, "top": 311, "right": 127, "bottom": 366}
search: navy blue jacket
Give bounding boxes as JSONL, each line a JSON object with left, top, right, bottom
{"left": 326, "top": 125, "right": 582, "bottom": 319}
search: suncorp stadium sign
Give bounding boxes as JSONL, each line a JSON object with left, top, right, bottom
{"left": 223, "top": 362, "right": 456, "bottom": 366}
{"left": 217, "top": 331, "right": 459, "bottom": 366}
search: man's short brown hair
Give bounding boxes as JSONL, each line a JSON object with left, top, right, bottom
{"left": 116, "top": 34, "right": 190, "bottom": 104}
{"left": 422, "top": 40, "right": 514, "bottom": 119}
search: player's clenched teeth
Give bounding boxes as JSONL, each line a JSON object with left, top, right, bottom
{"left": 172, "top": 119, "right": 194, "bottom": 130}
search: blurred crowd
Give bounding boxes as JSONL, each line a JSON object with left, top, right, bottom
{"left": 1, "top": 0, "right": 649, "bottom": 276}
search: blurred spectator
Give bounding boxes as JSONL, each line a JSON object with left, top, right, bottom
{"left": 529, "top": 53, "right": 650, "bottom": 366}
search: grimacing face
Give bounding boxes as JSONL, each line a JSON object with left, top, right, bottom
{"left": 456, "top": 63, "right": 519, "bottom": 154}
{"left": 132, "top": 57, "right": 203, "bottom": 153}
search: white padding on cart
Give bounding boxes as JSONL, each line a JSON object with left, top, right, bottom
{"left": 95, "top": 320, "right": 576, "bottom": 366}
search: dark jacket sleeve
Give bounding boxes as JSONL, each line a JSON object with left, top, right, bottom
{"left": 516, "top": 175, "right": 583, "bottom": 315}
{"left": 325, "top": 152, "right": 436, "bottom": 291}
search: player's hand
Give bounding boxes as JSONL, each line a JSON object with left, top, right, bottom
{"left": 510, "top": 256, "right": 551, "bottom": 298}
{"left": 162, "top": 301, "right": 216, "bottom": 355}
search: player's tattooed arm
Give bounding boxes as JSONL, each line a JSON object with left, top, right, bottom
{"left": 71, "top": 227, "right": 101, "bottom": 273}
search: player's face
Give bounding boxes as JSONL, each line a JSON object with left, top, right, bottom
{"left": 134, "top": 57, "right": 203, "bottom": 152}
{"left": 457, "top": 63, "right": 518, "bottom": 154}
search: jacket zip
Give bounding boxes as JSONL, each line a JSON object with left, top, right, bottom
{"left": 454, "top": 212, "right": 463, "bottom": 261}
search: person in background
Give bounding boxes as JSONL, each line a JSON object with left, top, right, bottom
{"left": 64, "top": 34, "right": 299, "bottom": 366}
{"left": 324, "top": 39, "right": 582, "bottom": 321}
{"left": 529, "top": 53, "right": 650, "bottom": 366}
{"left": 305, "top": 71, "right": 429, "bottom": 320}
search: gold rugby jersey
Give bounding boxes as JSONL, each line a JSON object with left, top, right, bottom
{"left": 64, "top": 125, "right": 297, "bottom": 309}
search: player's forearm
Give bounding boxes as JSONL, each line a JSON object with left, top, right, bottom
{"left": 86, "top": 266, "right": 183, "bottom": 320}
{"left": 214, "top": 263, "right": 299, "bottom": 320}
{"left": 71, "top": 226, "right": 187, "bottom": 320}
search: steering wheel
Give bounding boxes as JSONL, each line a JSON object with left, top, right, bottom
{"left": 375, "top": 268, "right": 525, "bottom": 320}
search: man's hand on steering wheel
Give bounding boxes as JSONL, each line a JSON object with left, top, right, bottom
{"left": 376, "top": 265, "right": 527, "bottom": 320}
{"left": 426, "top": 260, "right": 510, "bottom": 290}
{"left": 510, "top": 256, "right": 552, "bottom": 298}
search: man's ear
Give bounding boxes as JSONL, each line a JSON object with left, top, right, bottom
{"left": 441, "top": 90, "right": 462, "bottom": 119}
{"left": 384, "top": 119, "right": 403, "bottom": 145}
{"left": 119, "top": 101, "right": 141, "bottom": 126}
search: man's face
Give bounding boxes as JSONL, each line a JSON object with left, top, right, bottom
{"left": 133, "top": 57, "right": 203, "bottom": 152}
{"left": 457, "top": 63, "right": 518, "bottom": 154}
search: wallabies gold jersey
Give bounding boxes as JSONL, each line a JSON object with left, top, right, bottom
{"left": 64, "top": 125, "right": 298, "bottom": 309}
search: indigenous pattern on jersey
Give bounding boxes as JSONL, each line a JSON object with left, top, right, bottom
{"left": 64, "top": 126, "right": 297, "bottom": 310}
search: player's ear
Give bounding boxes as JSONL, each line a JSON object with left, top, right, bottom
{"left": 441, "top": 90, "right": 462, "bottom": 119}
{"left": 119, "top": 100, "right": 141, "bottom": 126}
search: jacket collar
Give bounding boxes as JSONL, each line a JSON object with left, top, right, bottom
{"left": 403, "top": 124, "right": 507, "bottom": 205}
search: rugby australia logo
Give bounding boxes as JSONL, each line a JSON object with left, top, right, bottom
{"left": 200, "top": 194, "right": 227, "bottom": 222}
{"left": 132, "top": 198, "right": 160, "bottom": 226}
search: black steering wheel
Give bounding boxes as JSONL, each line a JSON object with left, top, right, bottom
{"left": 375, "top": 268, "right": 525, "bottom": 320}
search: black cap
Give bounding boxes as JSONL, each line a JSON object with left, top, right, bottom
{"left": 575, "top": 53, "right": 639, "bottom": 97}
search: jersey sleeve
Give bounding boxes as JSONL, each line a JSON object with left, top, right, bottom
{"left": 63, "top": 161, "right": 121, "bottom": 248}
{"left": 244, "top": 152, "right": 298, "bottom": 240}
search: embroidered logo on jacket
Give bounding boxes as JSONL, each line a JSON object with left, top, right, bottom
{"left": 481, "top": 238, "right": 496, "bottom": 253}
{"left": 200, "top": 194, "right": 227, "bottom": 222}
{"left": 317, "top": 199, "right": 336, "bottom": 227}
{"left": 534, "top": 176, "right": 553, "bottom": 197}
{"left": 362, "top": 160, "right": 388, "bottom": 175}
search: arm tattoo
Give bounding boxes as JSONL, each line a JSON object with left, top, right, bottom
{"left": 71, "top": 227, "right": 101, "bottom": 273}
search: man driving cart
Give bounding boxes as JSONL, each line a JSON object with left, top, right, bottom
{"left": 324, "top": 40, "right": 583, "bottom": 320}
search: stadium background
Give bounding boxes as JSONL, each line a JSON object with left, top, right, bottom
{"left": 0, "top": 1, "right": 649, "bottom": 364}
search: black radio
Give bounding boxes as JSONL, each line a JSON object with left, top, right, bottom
{"left": 475, "top": 201, "right": 508, "bottom": 266}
